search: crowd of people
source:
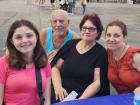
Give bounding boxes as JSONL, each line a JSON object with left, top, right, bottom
{"left": 34, "top": 0, "right": 87, "bottom": 15}
{"left": 0, "top": 9, "right": 140, "bottom": 105}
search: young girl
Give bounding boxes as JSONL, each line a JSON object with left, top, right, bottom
{"left": 0, "top": 19, "right": 51, "bottom": 105}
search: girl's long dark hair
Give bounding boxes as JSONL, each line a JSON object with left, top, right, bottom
{"left": 6, "top": 19, "right": 47, "bottom": 69}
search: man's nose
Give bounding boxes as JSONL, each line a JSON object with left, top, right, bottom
{"left": 56, "top": 21, "right": 61, "bottom": 26}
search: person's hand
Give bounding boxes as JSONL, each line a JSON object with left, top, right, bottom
{"left": 54, "top": 87, "right": 68, "bottom": 102}
{"left": 134, "top": 87, "right": 140, "bottom": 93}
{"left": 47, "top": 49, "right": 58, "bottom": 62}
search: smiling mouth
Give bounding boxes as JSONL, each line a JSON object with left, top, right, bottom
{"left": 107, "top": 42, "right": 116, "bottom": 45}
{"left": 84, "top": 34, "right": 91, "bottom": 36}
{"left": 108, "top": 42, "right": 117, "bottom": 44}
{"left": 20, "top": 46, "right": 30, "bottom": 48}
{"left": 20, "top": 44, "right": 31, "bottom": 47}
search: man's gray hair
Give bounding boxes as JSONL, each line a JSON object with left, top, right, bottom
{"left": 50, "top": 9, "right": 69, "bottom": 20}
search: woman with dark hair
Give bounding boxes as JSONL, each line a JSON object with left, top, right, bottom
{"left": 0, "top": 19, "right": 51, "bottom": 105}
{"left": 51, "top": 13, "right": 110, "bottom": 103}
{"left": 105, "top": 20, "right": 140, "bottom": 93}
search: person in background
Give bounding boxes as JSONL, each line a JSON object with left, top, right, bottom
{"left": 72, "top": 0, "right": 76, "bottom": 13}
{"left": 105, "top": 20, "right": 140, "bottom": 94}
{"left": 40, "top": 9, "right": 79, "bottom": 62}
{"left": 0, "top": 19, "right": 51, "bottom": 105}
{"left": 51, "top": 13, "right": 110, "bottom": 103}
{"left": 35, "top": 0, "right": 45, "bottom": 6}
{"left": 50, "top": 0, "right": 56, "bottom": 9}
{"left": 81, "top": 0, "right": 87, "bottom": 14}
{"left": 67, "top": 0, "right": 74, "bottom": 15}
{"left": 59, "top": 0, "right": 68, "bottom": 11}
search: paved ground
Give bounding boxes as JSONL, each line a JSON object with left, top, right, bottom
{"left": 0, "top": 0, "right": 140, "bottom": 55}
{"left": 0, "top": 0, "right": 140, "bottom": 94}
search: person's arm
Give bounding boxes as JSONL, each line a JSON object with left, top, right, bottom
{"left": 52, "top": 58, "right": 68, "bottom": 101}
{"left": 72, "top": 33, "right": 79, "bottom": 39}
{"left": 44, "top": 77, "right": 51, "bottom": 105}
{"left": 79, "top": 68, "right": 100, "bottom": 99}
{"left": 0, "top": 84, "right": 4, "bottom": 105}
{"left": 132, "top": 53, "right": 140, "bottom": 71}
{"left": 40, "top": 28, "right": 48, "bottom": 48}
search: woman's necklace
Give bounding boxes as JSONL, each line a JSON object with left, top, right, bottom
{"left": 113, "top": 45, "right": 127, "bottom": 61}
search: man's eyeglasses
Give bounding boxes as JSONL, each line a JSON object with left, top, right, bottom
{"left": 81, "top": 26, "right": 97, "bottom": 32}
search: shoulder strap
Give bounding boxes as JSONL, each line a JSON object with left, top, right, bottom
{"left": 61, "top": 29, "right": 74, "bottom": 47}
{"left": 51, "top": 39, "right": 79, "bottom": 67}
{"left": 46, "top": 27, "right": 54, "bottom": 53}
{"left": 35, "top": 67, "right": 45, "bottom": 105}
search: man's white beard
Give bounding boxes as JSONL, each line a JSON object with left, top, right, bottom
{"left": 54, "top": 30, "right": 65, "bottom": 36}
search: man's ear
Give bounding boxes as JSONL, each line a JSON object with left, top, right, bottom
{"left": 68, "top": 19, "right": 70, "bottom": 25}
{"left": 50, "top": 20, "right": 53, "bottom": 26}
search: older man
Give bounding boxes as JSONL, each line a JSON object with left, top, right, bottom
{"left": 40, "top": 9, "right": 79, "bottom": 61}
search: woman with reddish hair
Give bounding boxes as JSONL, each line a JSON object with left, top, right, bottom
{"left": 105, "top": 20, "right": 140, "bottom": 93}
